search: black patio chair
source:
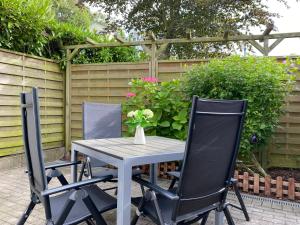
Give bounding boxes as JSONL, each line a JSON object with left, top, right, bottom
{"left": 167, "top": 168, "right": 250, "bottom": 221}
{"left": 78, "top": 102, "right": 142, "bottom": 188}
{"left": 131, "top": 96, "right": 247, "bottom": 225}
{"left": 18, "top": 88, "right": 117, "bottom": 225}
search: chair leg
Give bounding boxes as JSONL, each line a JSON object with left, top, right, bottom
{"left": 199, "top": 212, "right": 209, "bottom": 225}
{"left": 223, "top": 206, "right": 235, "bottom": 225}
{"left": 56, "top": 194, "right": 76, "bottom": 225}
{"left": 78, "top": 161, "right": 87, "bottom": 181}
{"left": 131, "top": 197, "right": 146, "bottom": 225}
{"left": 17, "top": 200, "right": 36, "bottom": 225}
{"left": 82, "top": 193, "right": 107, "bottom": 225}
{"left": 168, "top": 177, "right": 177, "bottom": 190}
{"left": 233, "top": 182, "right": 250, "bottom": 221}
{"left": 86, "top": 219, "right": 96, "bottom": 225}
{"left": 57, "top": 173, "right": 69, "bottom": 185}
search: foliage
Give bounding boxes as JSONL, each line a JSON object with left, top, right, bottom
{"left": 52, "top": 0, "right": 92, "bottom": 29}
{"left": 183, "top": 56, "right": 295, "bottom": 157}
{"left": 126, "top": 109, "right": 154, "bottom": 132}
{"left": 0, "top": 0, "right": 54, "bottom": 56}
{"left": 123, "top": 77, "right": 189, "bottom": 140}
{"left": 0, "top": 0, "right": 142, "bottom": 64}
{"left": 84, "top": 0, "right": 290, "bottom": 58}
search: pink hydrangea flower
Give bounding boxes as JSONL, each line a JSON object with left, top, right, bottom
{"left": 142, "top": 77, "right": 158, "bottom": 83}
{"left": 126, "top": 92, "right": 136, "bottom": 98}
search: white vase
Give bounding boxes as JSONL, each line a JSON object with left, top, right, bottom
{"left": 134, "top": 125, "right": 146, "bottom": 145}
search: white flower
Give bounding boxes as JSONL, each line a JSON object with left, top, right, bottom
{"left": 143, "top": 109, "right": 154, "bottom": 118}
{"left": 127, "top": 111, "right": 135, "bottom": 118}
{"left": 128, "top": 82, "right": 132, "bottom": 86}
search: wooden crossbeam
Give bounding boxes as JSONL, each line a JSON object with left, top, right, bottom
{"left": 147, "top": 31, "right": 156, "bottom": 41}
{"left": 269, "top": 38, "right": 284, "bottom": 52}
{"left": 248, "top": 40, "right": 265, "bottom": 55}
{"left": 86, "top": 37, "right": 99, "bottom": 45}
{"left": 156, "top": 43, "right": 169, "bottom": 57}
{"left": 64, "top": 32, "right": 300, "bottom": 50}
{"left": 114, "top": 33, "right": 126, "bottom": 43}
{"left": 67, "top": 47, "right": 80, "bottom": 60}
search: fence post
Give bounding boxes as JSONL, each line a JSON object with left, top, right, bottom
{"left": 65, "top": 49, "right": 71, "bottom": 152}
{"left": 150, "top": 43, "right": 157, "bottom": 78}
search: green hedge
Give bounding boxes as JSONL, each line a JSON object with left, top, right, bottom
{"left": 0, "top": 0, "right": 142, "bottom": 64}
{"left": 183, "top": 56, "right": 295, "bottom": 157}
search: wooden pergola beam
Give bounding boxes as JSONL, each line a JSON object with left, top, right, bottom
{"left": 147, "top": 31, "right": 156, "bottom": 41}
{"left": 63, "top": 32, "right": 300, "bottom": 50}
{"left": 86, "top": 37, "right": 99, "bottom": 45}
{"left": 114, "top": 33, "right": 126, "bottom": 43}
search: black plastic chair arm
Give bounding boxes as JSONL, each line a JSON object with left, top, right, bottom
{"left": 230, "top": 178, "right": 237, "bottom": 184}
{"left": 133, "top": 177, "right": 179, "bottom": 200}
{"left": 44, "top": 161, "right": 81, "bottom": 170}
{"left": 41, "top": 175, "right": 113, "bottom": 196}
{"left": 24, "top": 161, "right": 81, "bottom": 173}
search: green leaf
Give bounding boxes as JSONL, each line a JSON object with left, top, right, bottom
{"left": 172, "top": 122, "right": 182, "bottom": 130}
{"left": 159, "top": 121, "right": 170, "bottom": 127}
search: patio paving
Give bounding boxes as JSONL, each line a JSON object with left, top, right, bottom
{"left": 0, "top": 167, "right": 299, "bottom": 225}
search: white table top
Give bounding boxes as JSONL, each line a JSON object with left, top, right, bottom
{"left": 73, "top": 136, "right": 185, "bottom": 161}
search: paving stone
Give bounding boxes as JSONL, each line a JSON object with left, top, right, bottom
{"left": 0, "top": 167, "right": 299, "bottom": 225}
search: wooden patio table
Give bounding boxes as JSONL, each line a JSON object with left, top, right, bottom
{"left": 71, "top": 136, "right": 224, "bottom": 225}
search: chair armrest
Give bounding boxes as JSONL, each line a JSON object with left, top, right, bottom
{"left": 44, "top": 160, "right": 81, "bottom": 170}
{"left": 230, "top": 178, "right": 237, "bottom": 184}
{"left": 41, "top": 175, "right": 113, "bottom": 196}
{"left": 133, "top": 177, "right": 179, "bottom": 200}
{"left": 25, "top": 161, "right": 81, "bottom": 174}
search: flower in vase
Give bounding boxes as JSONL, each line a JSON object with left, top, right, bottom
{"left": 143, "top": 109, "right": 154, "bottom": 118}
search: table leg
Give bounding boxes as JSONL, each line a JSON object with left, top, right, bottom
{"left": 71, "top": 146, "right": 78, "bottom": 182}
{"left": 215, "top": 211, "right": 224, "bottom": 225}
{"left": 150, "top": 163, "right": 158, "bottom": 184}
{"left": 117, "top": 161, "right": 132, "bottom": 225}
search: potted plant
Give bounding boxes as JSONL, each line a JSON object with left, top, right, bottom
{"left": 126, "top": 109, "right": 154, "bottom": 144}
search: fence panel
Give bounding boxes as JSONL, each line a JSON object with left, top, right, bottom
{"left": 70, "top": 62, "right": 150, "bottom": 140}
{"left": 70, "top": 58, "right": 300, "bottom": 168}
{"left": 0, "top": 48, "right": 65, "bottom": 156}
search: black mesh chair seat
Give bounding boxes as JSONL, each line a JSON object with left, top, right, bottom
{"left": 91, "top": 167, "right": 142, "bottom": 179}
{"left": 132, "top": 195, "right": 176, "bottom": 224}
{"left": 50, "top": 185, "right": 117, "bottom": 225}
{"left": 132, "top": 193, "right": 215, "bottom": 225}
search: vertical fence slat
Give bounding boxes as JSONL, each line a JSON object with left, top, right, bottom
{"left": 243, "top": 172, "right": 249, "bottom": 192}
{"left": 276, "top": 176, "right": 283, "bottom": 199}
{"left": 254, "top": 173, "right": 260, "bottom": 194}
{"left": 288, "top": 178, "right": 295, "bottom": 200}
{"left": 265, "top": 175, "right": 271, "bottom": 196}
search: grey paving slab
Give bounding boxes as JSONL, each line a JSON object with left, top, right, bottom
{"left": 0, "top": 167, "right": 299, "bottom": 225}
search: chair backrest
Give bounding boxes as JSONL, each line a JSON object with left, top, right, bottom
{"left": 20, "top": 87, "right": 47, "bottom": 197}
{"left": 173, "top": 96, "right": 247, "bottom": 221}
{"left": 82, "top": 102, "right": 122, "bottom": 167}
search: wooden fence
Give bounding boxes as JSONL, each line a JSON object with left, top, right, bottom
{"left": 0, "top": 48, "right": 65, "bottom": 156}
{"left": 69, "top": 58, "right": 300, "bottom": 169}
{"left": 0, "top": 48, "right": 299, "bottom": 169}
{"left": 234, "top": 170, "right": 300, "bottom": 201}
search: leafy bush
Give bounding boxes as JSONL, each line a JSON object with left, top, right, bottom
{"left": 0, "top": 0, "right": 142, "bottom": 64}
{"left": 0, "top": 0, "right": 53, "bottom": 56}
{"left": 183, "top": 56, "right": 295, "bottom": 157}
{"left": 123, "top": 77, "right": 189, "bottom": 140}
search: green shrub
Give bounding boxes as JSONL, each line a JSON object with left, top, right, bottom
{"left": 123, "top": 77, "right": 189, "bottom": 140}
{"left": 0, "top": 0, "right": 53, "bottom": 56}
{"left": 0, "top": 0, "right": 142, "bottom": 64}
{"left": 183, "top": 56, "right": 295, "bottom": 157}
